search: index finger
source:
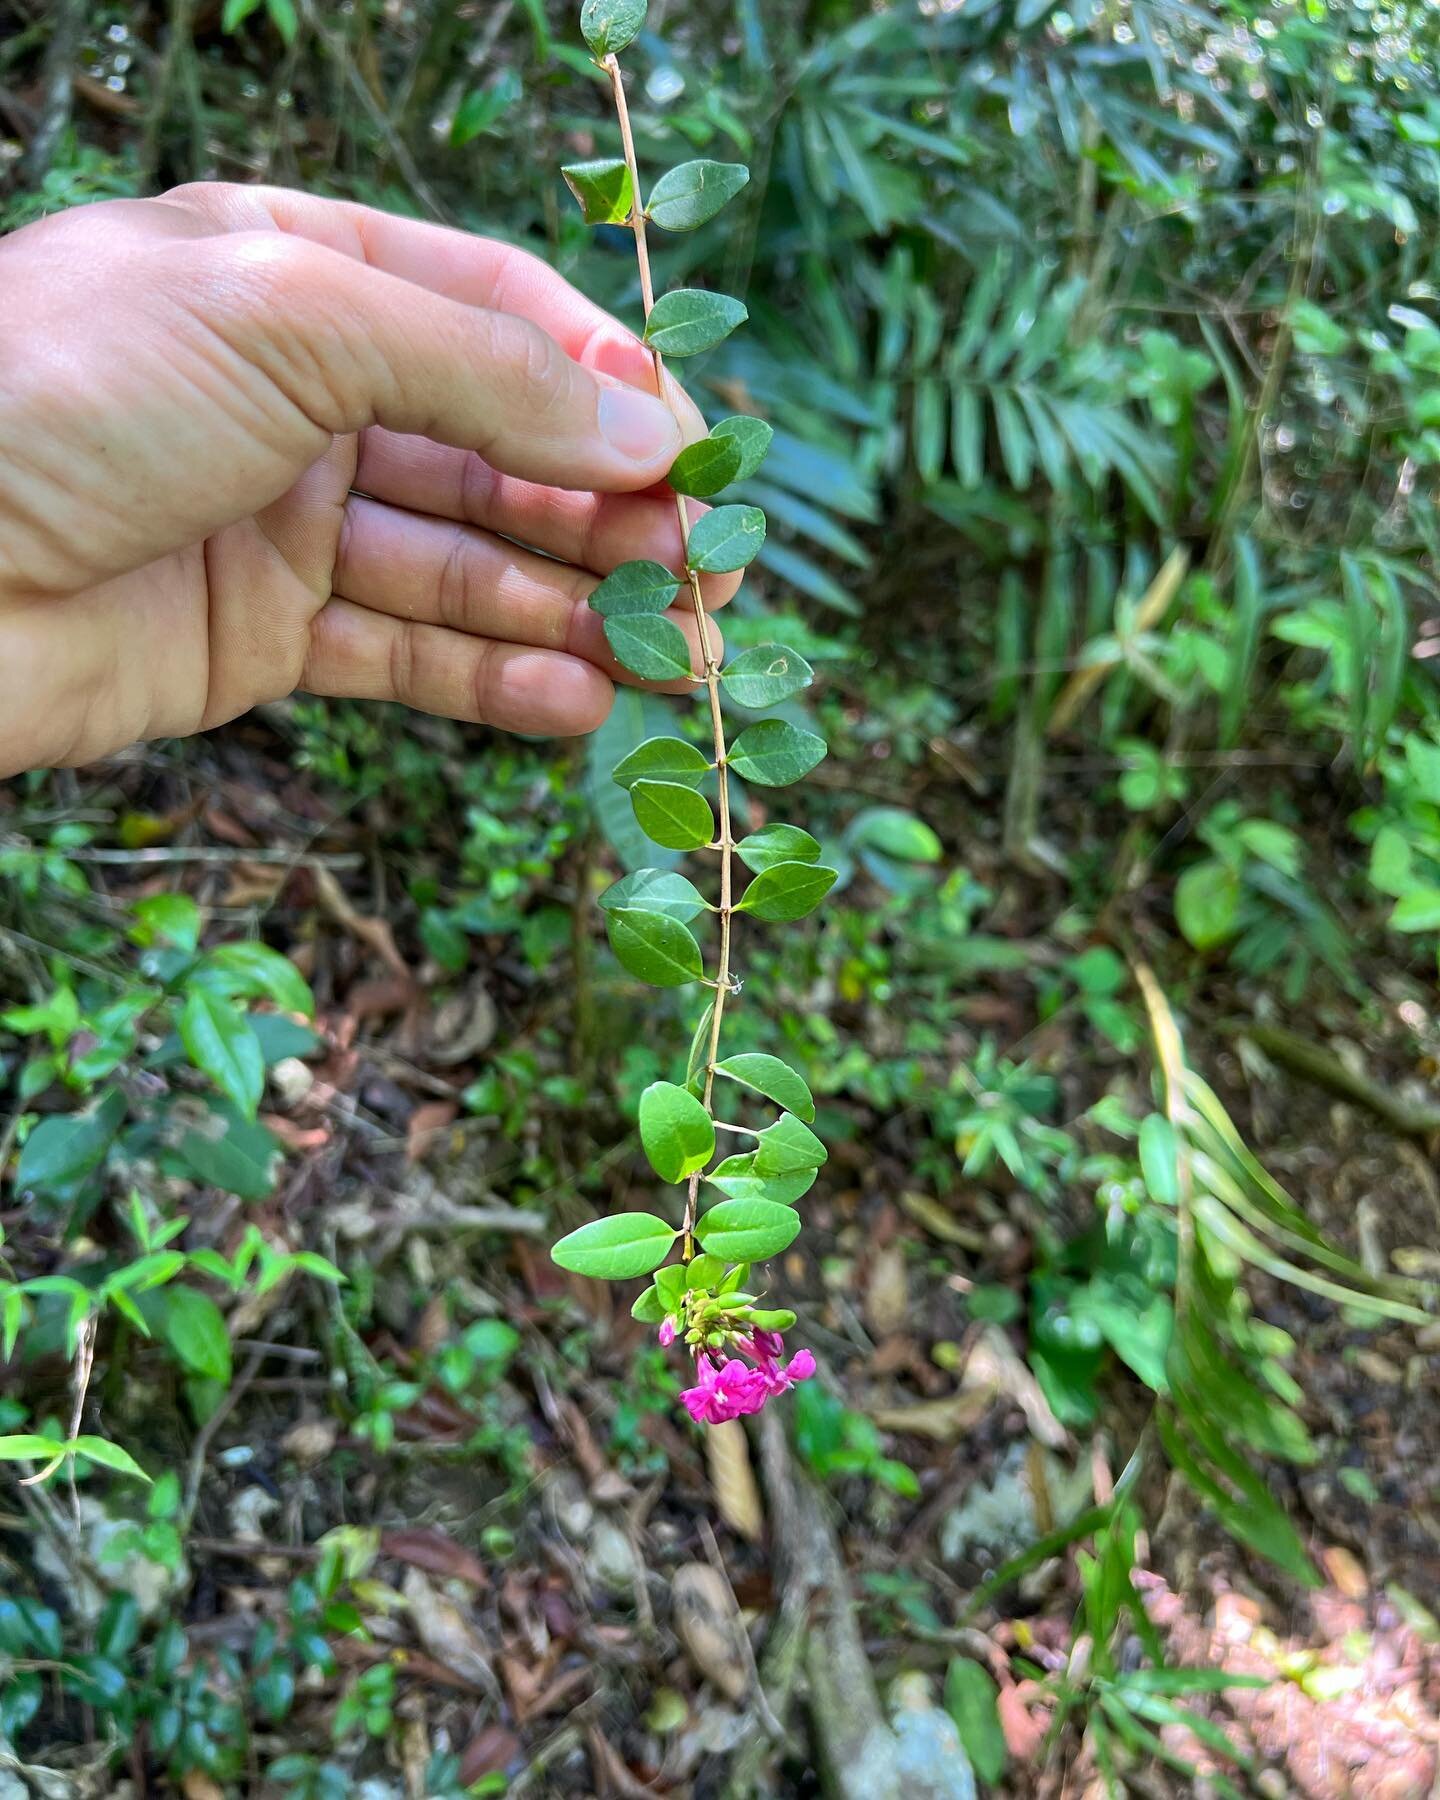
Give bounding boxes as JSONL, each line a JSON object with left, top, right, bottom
{"left": 161, "top": 182, "right": 708, "bottom": 436}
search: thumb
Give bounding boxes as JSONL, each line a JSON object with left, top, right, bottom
{"left": 200, "top": 232, "right": 685, "bottom": 492}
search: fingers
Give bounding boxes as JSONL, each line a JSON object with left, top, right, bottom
{"left": 300, "top": 596, "right": 615, "bottom": 737}
{"left": 352, "top": 429, "right": 741, "bottom": 612}
{"left": 165, "top": 182, "right": 710, "bottom": 440}
{"left": 182, "top": 230, "right": 682, "bottom": 492}
{"left": 332, "top": 494, "right": 721, "bottom": 691}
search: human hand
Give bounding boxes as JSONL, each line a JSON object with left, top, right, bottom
{"left": 0, "top": 182, "right": 735, "bottom": 779}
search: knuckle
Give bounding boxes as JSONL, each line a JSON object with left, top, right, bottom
{"left": 436, "top": 527, "right": 477, "bottom": 631}
{"left": 387, "top": 618, "right": 418, "bottom": 706}
{"left": 468, "top": 638, "right": 501, "bottom": 723}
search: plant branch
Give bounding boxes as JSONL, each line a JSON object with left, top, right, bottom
{"left": 603, "top": 51, "right": 735, "bottom": 1260}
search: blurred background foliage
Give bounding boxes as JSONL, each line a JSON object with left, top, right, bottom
{"left": 5, "top": 0, "right": 1440, "bottom": 1794}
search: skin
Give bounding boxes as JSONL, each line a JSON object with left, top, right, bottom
{"left": 0, "top": 183, "right": 737, "bottom": 780}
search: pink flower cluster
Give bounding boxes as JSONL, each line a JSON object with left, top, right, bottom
{"left": 678, "top": 1328, "right": 816, "bottom": 1425}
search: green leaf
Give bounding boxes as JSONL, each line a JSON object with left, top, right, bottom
{"left": 612, "top": 736, "right": 710, "bottom": 791}
{"left": 754, "top": 1112, "right": 827, "bottom": 1177}
{"left": 174, "top": 1102, "right": 281, "bottom": 1199}
{"left": 0, "top": 1435, "right": 65, "bottom": 1462}
{"left": 603, "top": 613, "right": 694, "bottom": 681}
{"left": 736, "top": 824, "right": 822, "bottom": 874}
{"left": 599, "top": 869, "right": 708, "bottom": 924}
{"left": 552, "top": 1212, "right": 676, "bottom": 1280}
{"left": 720, "top": 643, "right": 814, "bottom": 709}
{"left": 685, "top": 1253, "right": 726, "bottom": 1290}
{"left": 847, "top": 807, "right": 942, "bottom": 863}
{"left": 694, "top": 1198, "right": 801, "bottom": 1263}
{"left": 162, "top": 1287, "right": 232, "bottom": 1384}
{"left": 1139, "top": 1114, "right": 1180, "bottom": 1207}
{"left": 579, "top": 0, "right": 646, "bottom": 56}
{"left": 200, "top": 942, "right": 314, "bottom": 1017}
{"left": 180, "top": 990, "right": 264, "bottom": 1121}
{"left": 561, "top": 158, "right": 634, "bottom": 224}
{"left": 943, "top": 1659, "right": 1006, "bottom": 1785}
{"left": 130, "top": 893, "right": 201, "bottom": 953}
{"left": 639, "top": 1081, "right": 716, "bottom": 1183}
{"left": 685, "top": 505, "right": 766, "bottom": 574}
{"left": 714, "top": 1053, "right": 815, "bottom": 1122}
{"left": 606, "top": 907, "right": 704, "bottom": 987}
{"left": 737, "top": 861, "right": 837, "bottom": 922}
{"left": 647, "top": 160, "right": 750, "bottom": 230}
{"left": 706, "top": 1152, "right": 817, "bottom": 1206}
{"left": 1391, "top": 888, "right": 1440, "bottom": 932}
{"left": 643, "top": 289, "right": 748, "bottom": 357}
{"left": 669, "top": 417, "right": 773, "bottom": 499}
{"left": 728, "top": 720, "right": 827, "bottom": 787}
{"left": 15, "top": 1088, "right": 126, "bottom": 1203}
{"left": 588, "top": 560, "right": 681, "bottom": 618}
{"left": 631, "top": 780, "right": 714, "bottom": 851}
{"left": 67, "top": 1437, "right": 151, "bottom": 1483}
{"left": 631, "top": 1284, "right": 668, "bottom": 1323}
{"left": 1174, "top": 859, "right": 1241, "bottom": 950}
{"left": 655, "top": 1264, "right": 688, "bottom": 1306}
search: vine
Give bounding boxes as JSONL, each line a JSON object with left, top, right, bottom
{"left": 550, "top": 0, "right": 830, "bottom": 1426}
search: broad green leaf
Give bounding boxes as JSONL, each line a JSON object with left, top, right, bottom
{"left": 737, "top": 860, "right": 837, "bottom": 922}
{"left": 685, "top": 504, "right": 766, "bottom": 574}
{"left": 643, "top": 289, "right": 748, "bottom": 357}
{"left": 694, "top": 1198, "right": 801, "bottom": 1263}
{"left": 162, "top": 1287, "right": 232, "bottom": 1384}
{"left": 67, "top": 1437, "right": 151, "bottom": 1483}
{"left": 754, "top": 1112, "right": 827, "bottom": 1177}
{"left": 706, "top": 1152, "right": 817, "bottom": 1206}
{"left": 631, "top": 1284, "right": 668, "bottom": 1323}
{"left": 561, "top": 158, "right": 633, "bottom": 224}
{"left": 712, "top": 1051, "right": 817, "bottom": 1116}
{"left": 748, "top": 1307, "right": 797, "bottom": 1331}
{"left": 714, "top": 1053, "right": 816, "bottom": 1122}
{"left": 728, "top": 720, "right": 827, "bottom": 787}
{"left": 1174, "top": 859, "right": 1240, "bottom": 950}
{"left": 669, "top": 417, "right": 773, "bottom": 499}
{"left": 579, "top": 0, "right": 646, "bottom": 56}
{"left": 175, "top": 1102, "right": 281, "bottom": 1199}
{"left": 180, "top": 991, "right": 264, "bottom": 1120}
{"left": 599, "top": 869, "right": 708, "bottom": 923}
{"left": 588, "top": 560, "right": 680, "bottom": 618}
{"left": 736, "top": 824, "right": 822, "bottom": 874}
{"left": 847, "top": 807, "right": 942, "bottom": 863}
{"left": 647, "top": 159, "right": 750, "bottom": 230}
{"left": 943, "top": 1659, "right": 1006, "bottom": 1785}
{"left": 639, "top": 1080, "right": 716, "bottom": 1183}
{"left": 655, "top": 1264, "right": 689, "bottom": 1306}
{"left": 130, "top": 893, "right": 201, "bottom": 953}
{"left": 1391, "top": 888, "right": 1440, "bottom": 932}
{"left": 200, "top": 941, "right": 314, "bottom": 1017}
{"left": 612, "top": 735, "right": 710, "bottom": 791}
{"left": 685, "top": 1253, "right": 726, "bottom": 1290}
{"left": 15, "top": 1087, "right": 126, "bottom": 1203}
{"left": 603, "top": 613, "right": 694, "bottom": 681}
{"left": 552, "top": 1211, "right": 676, "bottom": 1280}
{"left": 721, "top": 643, "right": 813, "bottom": 710}
{"left": 631, "top": 779, "right": 714, "bottom": 851}
{"left": 606, "top": 907, "right": 704, "bottom": 987}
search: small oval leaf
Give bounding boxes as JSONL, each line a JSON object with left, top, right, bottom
{"left": 552, "top": 1211, "right": 677, "bottom": 1280}
{"left": 579, "top": 0, "right": 646, "bottom": 57}
{"left": 603, "top": 614, "right": 695, "bottom": 682}
{"left": 606, "top": 906, "right": 704, "bottom": 987}
{"left": 599, "top": 869, "right": 708, "bottom": 923}
{"left": 643, "top": 289, "right": 748, "bottom": 357}
{"left": 685, "top": 505, "right": 766, "bottom": 574}
{"left": 727, "top": 720, "right": 828, "bottom": 787}
{"left": 631, "top": 779, "right": 714, "bottom": 851}
{"left": 721, "top": 643, "right": 814, "bottom": 709}
{"left": 737, "top": 861, "right": 837, "bottom": 923}
{"left": 753, "top": 1113, "right": 827, "bottom": 1177}
{"left": 639, "top": 1080, "right": 716, "bottom": 1184}
{"left": 612, "top": 735, "right": 711, "bottom": 791}
{"left": 694, "top": 1198, "right": 801, "bottom": 1263}
{"left": 714, "top": 1053, "right": 816, "bottom": 1122}
{"left": 647, "top": 159, "right": 750, "bottom": 230}
{"left": 588, "top": 560, "right": 681, "bottom": 618}
{"left": 706, "top": 1152, "right": 817, "bottom": 1206}
{"left": 736, "top": 824, "right": 822, "bottom": 874}
{"left": 561, "top": 158, "right": 634, "bottom": 224}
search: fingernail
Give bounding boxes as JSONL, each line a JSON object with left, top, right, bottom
{"left": 599, "top": 384, "right": 681, "bottom": 463}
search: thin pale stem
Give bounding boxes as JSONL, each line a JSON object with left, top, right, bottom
{"left": 604, "top": 52, "right": 736, "bottom": 1262}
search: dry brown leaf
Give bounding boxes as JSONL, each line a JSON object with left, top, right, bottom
{"left": 898, "top": 1190, "right": 987, "bottom": 1251}
{"left": 313, "top": 864, "right": 412, "bottom": 983}
{"left": 407, "top": 1101, "right": 459, "bottom": 1164}
{"left": 181, "top": 1776, "right": 225, "bottom": 1800}
{"left": 865, "top": 1244, "right": 910, "bottom": 1338}
{"left": 706, "top": 1418, "right": 764, "bottom": 1542}
{"left": 671, "top": 1561, "right": 749, "bottom": 1702}
{"left": 1322, "top": 1544, "right": 1369, "bottom": 1600}
{"left": 869, "top": 1388, "right": 994, "bottom": 1442}
{"left": 967, "top": 1325, "right": 1067, "bottom": 1448}
{"left": 401, "top": 1567, "right": 496, "bottom": 1693}
{"left": 384, "top": 1526, "right": 489, "bottom": 1589}
{"left": 460, "top": 1726, "right": 522, "bottom": 1785}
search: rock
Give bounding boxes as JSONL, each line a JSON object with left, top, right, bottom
{"left": 888, "top": 1673, "right": 976, "bottom": 1800}
{"left": 584, "top": 1519, "right": 637, "bottom": 1592}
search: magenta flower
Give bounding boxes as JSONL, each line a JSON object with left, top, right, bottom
{"left": 657, "top": 1318, "right": 677, "bottom": 1348}
{"left": 680, "top": 1334, "right": 816, "bottom": 1425}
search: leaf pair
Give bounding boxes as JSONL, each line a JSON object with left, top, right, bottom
{"left": 588, "top": 560, "right": 691, "bottom": 681}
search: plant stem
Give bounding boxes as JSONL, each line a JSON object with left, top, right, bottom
{"left": 603, "top": 53, "right": 735, "bottom": 1260}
